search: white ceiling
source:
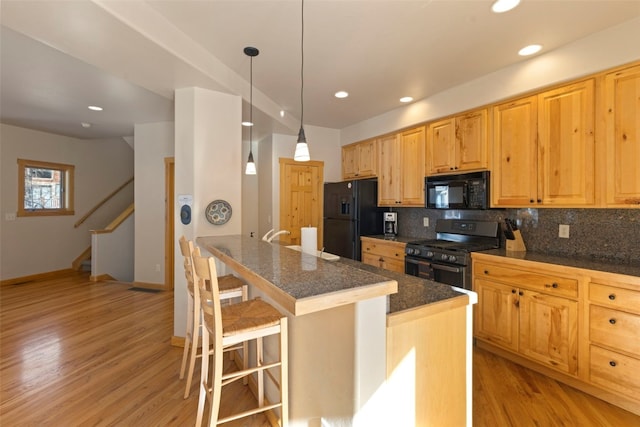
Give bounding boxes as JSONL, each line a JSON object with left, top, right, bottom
{"left": 1, "top": 0, "right": 640, "bottom": 140}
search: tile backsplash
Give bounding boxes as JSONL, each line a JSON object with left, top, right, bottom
{"left": 396, "top": 208, "right": 640, "bottom": 265}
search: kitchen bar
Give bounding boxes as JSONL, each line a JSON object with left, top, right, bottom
{"left": 197, "top": 234, "right": 476, "bottom": 426}
{"left": 198, "top": 234, "right": 396, "bottom": 426}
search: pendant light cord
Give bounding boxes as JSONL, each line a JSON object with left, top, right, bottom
{"left": 249, "top": 53, "right": 253, "bottom": 154}
{"left": 300, "top": 0, "right": 304, "bottom": 127}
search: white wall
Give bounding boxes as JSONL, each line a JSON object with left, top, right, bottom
{"left": 173, "top": 87, "right": 242, "bottom": 337}
{"left": 133, "top": 121, "right": 174, "bottom": 285}
{"left": 0, "top": 123, "right": 134, "bottom": 280}
{"left": 341, "top": 17, "right": 640, "bottom": 145}
{"left": 270, "top": 125, "right": 341, "bottom": 231}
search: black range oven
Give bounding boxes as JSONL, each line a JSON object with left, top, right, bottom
{"left": 404, "top": 219, "right": 499, "bottom": 290}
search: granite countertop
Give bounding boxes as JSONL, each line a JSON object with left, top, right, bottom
{"left": 361, "top": 235, "right": 415, "bottom": 244}
{"left": 337, "top": 257, "right": 467, "bottom": 315}
{"left": 475, "top": 249, "right": 640, "bottom": 278}
{"left": 197, "top": 235, "right": 397, "bottom": 316}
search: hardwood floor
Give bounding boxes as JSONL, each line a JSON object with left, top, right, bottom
{"left": 1, "top": 272, "right": 639, "bottom": 426}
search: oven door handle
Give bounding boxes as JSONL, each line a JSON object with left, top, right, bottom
{"left": 405, "top": 257, "right": 421, "bottom": 265}
{"left": 431, "top": 263, "right": 462, "bottom": 273}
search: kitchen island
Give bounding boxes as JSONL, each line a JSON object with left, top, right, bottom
{"left": 197, "top": 235, "right": 475, "bottom": 427}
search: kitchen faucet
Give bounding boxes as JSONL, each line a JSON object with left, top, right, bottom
{"left": 261, "top": 229, "right": 291, "bottom": 243}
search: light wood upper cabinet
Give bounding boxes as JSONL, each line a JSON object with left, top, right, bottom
{"left": 492, "top": 96, "right": 538, "bottom": 206}
{"left": 604, "top": 64, "right": 640, "bottom": 206}
{"left": 492, "top": 80, "right": 595, "bottom": 207}
{"left": 378, "top": 126, "right": 425, "bottom": 206}
{"left": 341, "top": 139, "right": 377, "bottom": 180}
{"left": 426, "top": 108, "right": 488, "bottom": 175}
{"left": 538, "top": 80, "right": 595, "bottom": 205}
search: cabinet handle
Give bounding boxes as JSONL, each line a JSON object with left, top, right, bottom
{"left": 518, "top": 291, "right": 524, "bottom": 296}
{"left": 529, "top": 199, "right": 534, "bottom": 203}
{"left": 537, "top": 199, "right": 542, "bottom": 203}
{"left": 484, "top": 270, "right": 489, "bottom": 275}
{"left": 609, "top": 361, "right": 617, "bottom": 367}
{"left": 511, "top": 289, "right": 516, "bottom": 294}
{"left": 608, "top": 294, "right": 616, "bottom": 300}
{"left": 545, "top": 283, "right": 559, "bottom": 289}
{"left": 609, "top": 318, "right": 616, "bottom": 325}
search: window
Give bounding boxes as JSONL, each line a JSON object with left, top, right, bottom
{"left": 17, "top": 159, "right": 75, "bottom": 217}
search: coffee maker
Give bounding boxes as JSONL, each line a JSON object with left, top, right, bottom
{"left": 383, "top": 212, "right": 398, "bottom": 238}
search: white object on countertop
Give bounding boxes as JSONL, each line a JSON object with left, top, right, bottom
{"left": 285, "top": 245, "right": 340, "bottom": 261}
{"left": 301, "top": 227, "right": 317, "bottom": 255}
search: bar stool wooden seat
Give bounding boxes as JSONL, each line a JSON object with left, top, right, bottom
{"left": 193, "top": 254, "right": 288, "bottom": 427}
{"left": 178, "top": 236, "right": 248, "bottom": 399}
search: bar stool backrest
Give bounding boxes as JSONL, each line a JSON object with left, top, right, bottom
{"left": 192, "top": 255, "right": 224, "bottom": 353}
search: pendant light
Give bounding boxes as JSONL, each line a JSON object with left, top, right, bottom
{"left": 294, "top": 0, "right": 310, "bottom": 162}
{"left": 244, "top": 46, "right": 259, "bottom": 175}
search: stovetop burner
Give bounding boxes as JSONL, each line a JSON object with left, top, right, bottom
{"left": 405, "top": 219, "right": 500, "bottom": 265}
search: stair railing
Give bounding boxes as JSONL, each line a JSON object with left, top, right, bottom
{"left": 74, "top": 177, "right": 134, "bottom": 228}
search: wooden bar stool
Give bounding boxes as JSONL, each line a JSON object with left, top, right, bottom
{"left": 178, "top": 236, "right": 248, "bottom": 399}
{"left": 192, "top": 254, "right": 288, "bottom": 427}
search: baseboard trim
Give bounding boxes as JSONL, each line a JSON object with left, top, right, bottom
{"left": 1, "top": 269, "right": 76, "bottom": 286}
{"left": 90, "top": 274, "right": 115, "bottom": 282}
{"left": 130, "top": 281, "right": 166, "bottom": 291}
{"left": 171, "top": 336, "right": 185, "bottom": 348}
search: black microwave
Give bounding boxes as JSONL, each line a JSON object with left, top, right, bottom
{"left": 426, "top": 171, "right": 489, "bottom": 210}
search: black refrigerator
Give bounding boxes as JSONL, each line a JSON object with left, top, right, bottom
{"left": 323, "top": 179, "right": 384, "bottom": 261}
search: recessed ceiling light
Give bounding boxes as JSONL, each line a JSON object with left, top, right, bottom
{"left": 81, "top": 122, "right": 91, "bottom": 128}
{"left": 335, "top": 91, "right": 349, "bottom": 99}
{"left": 400, "top": 96, "right": 413, "bottom": 103}
{"left": 241, "top": 121, "right": 253, "bottom": 127}
{"left": 88, "top": 105, "right": 103, "bottom": 111}
{"left": 491, "top": 0, "right": 520, "bottom": 13}
{"left": 519, "top": 44, "right": 542, "bottom": 56}
{"left": 280, "top": 110, "right": 285, "bottom": 118}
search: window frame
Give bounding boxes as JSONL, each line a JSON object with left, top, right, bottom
{"left": 17, "top": 159, "right": 75, "bottom": 217}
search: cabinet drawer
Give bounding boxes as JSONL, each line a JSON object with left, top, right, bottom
{"left": 474, "top": 262, "right": 578, "bottom": 298}
{"left": 589, "top": 282, "right": 640, "bottom": 314}
{"left": 590, "top": 345, "right": 640, "bottom": 400}
{"left": 361, "top": 241, "right": 405, "bottom": 260}
{"left": 362, "top": 252, "right": 405, "bottom": 273}
{"left": 590, "top": 305, "right": 640, "bottom": 355}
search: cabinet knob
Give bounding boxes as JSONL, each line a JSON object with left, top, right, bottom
{"left": 608, "top": 294, "right": 616, "bottom": 300}
{"left": 609, "top": 318, "right": 616, "bottom": 325}
{"left": 484, "top": 270, "right": 489, "bottom": 275}
{"left": 518, "top": 291, "right": 524, "bottom": 296}
{"left": 529, "top": 199, "right": 534, "bottom": 203}
{"left": 545, "top": 282, "right": 559, "bottom": 289}
{"left": 609, "top": 361, "right": 617, "bottom": 367}
{"left": 537, "top": 199, "right": 542, "bottom": 203}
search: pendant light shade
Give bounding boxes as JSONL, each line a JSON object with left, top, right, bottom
{"left": 244, "top": 46, "right": 259, "bottom": 175}
{"left": 294, "top": 0, "right": 310, "bottom": 162}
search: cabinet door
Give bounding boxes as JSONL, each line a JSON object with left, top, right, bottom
{"left": 519, "top": 290, "right": 578, "bottom": 375}
{"left": 342, "top": 144, "right": 358, "bottom": 179}
{"left": 456, "top": 109, "right": 488, "bottom": 172}
{"left": 492, "top": 96, "right": 538, "bottom": 206}
{"left": 474, "top": 279, "right": 519, "bottom": 351}
{"left": 399, "top": 126, "right": 426, "bottom": 205}
{"left": 357, "top": 139, "right": 377, "bottom": 177}
{"left": 605, "top": 64, "right": 640, "bottom": 206}
{"left": 377, "top": 134, "right": 401, "bottom": 206}
{"left": 538, "top": 80, "right": 595, "bottom": 205}
{"left": 426, "top": 118, "right": 456, "bottom": 174}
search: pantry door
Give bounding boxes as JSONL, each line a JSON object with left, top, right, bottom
{"left": 279, "top": 158, "right": 324, "bottom": 249}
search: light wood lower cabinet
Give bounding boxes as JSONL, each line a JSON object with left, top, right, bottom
{"left": 361, "top": 237, "right": 405, "bottom": 273}
{"left": 473, "top": 261, "right": 578, "bottom": 376}
{"left": 473, "top": 252, "right": 640, "bottom": 416}
{"left": 587, "top": 278, "right": 640, "bottom": 403}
